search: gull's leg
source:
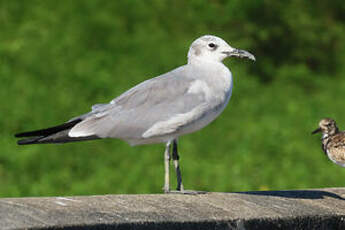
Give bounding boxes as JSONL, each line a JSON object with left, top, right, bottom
{"left": 163, "top": 141, "right": 171, "bottom": 193}
{"left": 169, "top": 139, "right": 207, "bottom": 195}
{"left": 172, "top": 139, "right": 184, "bottom": 192}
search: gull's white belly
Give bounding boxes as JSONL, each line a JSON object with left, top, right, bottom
{"left": 138, "top": 83, "right": 232, "bottom": 145}
{"left": 176, "top": 90, "right": 231, "bottom": 136}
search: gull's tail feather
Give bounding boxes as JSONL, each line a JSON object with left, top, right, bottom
{"left": 15, "top": 119, "right": 99, "bottom": 145}
{"left": 17, "top": 136, "right": 44, "bottom": 145}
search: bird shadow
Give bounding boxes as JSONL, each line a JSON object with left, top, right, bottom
{"left": 236, "top": 189, "right": 345, "bottom": 201}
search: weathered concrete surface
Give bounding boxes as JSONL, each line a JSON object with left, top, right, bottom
{"left": 1, "top": 188, "right": 345, "bottom": 230}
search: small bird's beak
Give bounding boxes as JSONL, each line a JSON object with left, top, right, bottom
{"left": 311, "top": 127, "right": 322, "bottom": 135}
{"left": 222, "top": 49, "right": 256, "bottom": 61}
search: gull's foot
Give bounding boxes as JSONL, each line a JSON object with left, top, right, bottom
{"left": 163, "top": 186, "right": 170, "bottom": 194}
{"left": 166, "top": 189, "right": 208, "bottom": 195}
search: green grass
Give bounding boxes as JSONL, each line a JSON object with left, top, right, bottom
{"left": 1, "top": 0, "right": 345, "bottom": 197}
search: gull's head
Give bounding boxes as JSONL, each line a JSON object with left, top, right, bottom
{"left": 312, "top": 118, "right": 339, "bottom": 136}
{"left": 187, "top": 35, "right": 255, "bottom": 64}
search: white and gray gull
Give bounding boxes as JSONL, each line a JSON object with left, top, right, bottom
{"left": 15, "top": 35, "right": 255, "bottom": 194}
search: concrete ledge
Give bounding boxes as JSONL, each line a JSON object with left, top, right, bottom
{"left": 1, "top": 188, "right": 345, "bottom": 229}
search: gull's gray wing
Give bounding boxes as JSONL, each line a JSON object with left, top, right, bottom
{"left": 68, "top": 65, "right": 210, "bottom": 144}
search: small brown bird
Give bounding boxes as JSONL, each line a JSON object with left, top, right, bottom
{"left": 312, "top": 118, "right": 345, "bottom": 167}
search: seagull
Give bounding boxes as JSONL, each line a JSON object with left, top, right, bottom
{"left": 15, "top": 35, "right": 255, "bottom": 194}
{"left": 312, "top": 118, "right": 345, "bottom": 168}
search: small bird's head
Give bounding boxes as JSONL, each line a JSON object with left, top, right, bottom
{"left": 187, "top": 35, "right": 255, "bottom": 64}
{"left": 312, "top": 118, "right": 339, "bottom": 136}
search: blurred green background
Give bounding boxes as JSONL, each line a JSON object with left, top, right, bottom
{"left": 1, "top": 0, "right": 345, "bottom": 197}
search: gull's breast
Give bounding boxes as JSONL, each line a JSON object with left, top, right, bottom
{"left": 176, "top": 67, "right": 233, "bottom": 136}
{"left": 135, "top": 64, "right": 233, "bottom": 145}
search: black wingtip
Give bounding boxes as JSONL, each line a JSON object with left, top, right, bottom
{"left": 14, "top": 119, "right": 82, "bottom": 138}
{"left": 15, "top": 130, "right": 41, "bottom": 138}
{"left": 15, "top": 133, "right": 26, "bottom": 138}
{"left": 15, "top": 130, "right": 40, "bottom": 138}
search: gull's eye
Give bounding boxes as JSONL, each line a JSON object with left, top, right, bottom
{"left": 208, "top": 43, "right": 216, "bottom": 48}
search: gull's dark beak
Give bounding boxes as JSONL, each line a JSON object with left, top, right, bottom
{"left": 312, "top": 127, "right": 322, "bottom": 135}
{"left": 222, "top": 49, "right": 256, "bottom": 61}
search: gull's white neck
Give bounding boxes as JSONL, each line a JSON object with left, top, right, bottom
{"left": 188, "top": 56, "right": 229, "bottom": 71}
{"left": 188, "top": 57, "right": 232, "bottom": 82}
{"left": 188, "top": 55, "right": 221, "bottom": 65}
{"left": 188, "top": 56, "right": 233, "bottom": 104}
